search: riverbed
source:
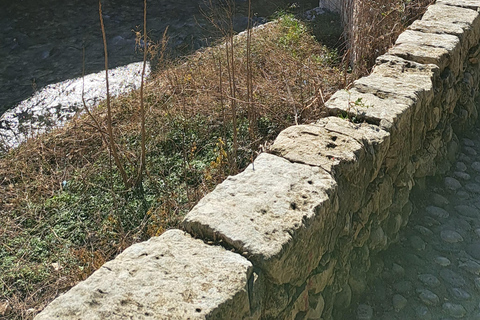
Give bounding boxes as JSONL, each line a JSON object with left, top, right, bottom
{"left": 0, "top": 0, "right": 322, "bottom": 149}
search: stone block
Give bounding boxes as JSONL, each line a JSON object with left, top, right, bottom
{"left": 183, "top": 153, "right": 338, "bottom": 286}
{"left": 327, "top": 55, "right": 437, "bottom": 177}
{"left": 34, "top": 230, "right": 252, "bottom": 320}
{"left": 388, "top": 30, "right": 460, "bottom": 74}
{"left": 437, "top": 0, "right": 480, "bottom": 10}
{"left": 270, "top": 117, "right": 390, "bottom": 215}
{"left": 411, "top": 4, "right": 480, "bottom": 50}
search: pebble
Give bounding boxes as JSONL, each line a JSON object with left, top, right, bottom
{"left": 356, "top": 304, "right": 373, "bottom": 320}
{"left": 423, "top": 216, "right": 441, "bottom": 226}
{"left": 463, "top": 138, "right": 475, "bottom": 147}
{"left": 456, "top": 161, "right": 467, "bottom": 172}
{"left": 456, "top": 190, "right": 470, "bottom": 199}
{"left": 418, "top": 274, "right": 441, "bottom": 287}
{"left": 416, "top": 305, "right": 432, "bottom": 320}
{"left": 442, "top": 302, "right": 467, "bottom": 318}
{"left": 467, "top": 242, "right": 480, "bottom": 260}
{"left": 464, "top": 146, "right": 477, "bottom": 156}
{"left": 459, "top": 260, "right": 480, "bottom": 275}
{"left": 465, "top": 183, "right": 480, "bottom": 193}
{"left": 475, "top": 278, "right": 480, "bottom": 291}
{"left": 435, "top": 256, "right": 451, "bottom": 266}
{"left": 458, "top": 153, "right": 472, "bottom": 164}
{"left": 472, "top": 162, "right": 480, "bottom": 172}
{"left": 410, "top": 235, "right": 426, "bottom": 251}
{"left": 445, "top": 177, "right": 462, "bottom": 191}
{"left": 455, "top": 205, "right": 479, "bottom": 218}
{"left": 393, "top": 280, "right": 413, "bottom": 294}
{"left": 417, "top": 288, "right": 440, "bottom": 306}
{"left": 392, "top": 294, "right": 407, "bottom": 311}
{"left": 426, "top": 206, "right": 450, "bottom": 219}
{"left": 440, "top": 230, "right": 464, "bottom": 243}
{"left": 475, "top": 228, "right": 480, "bottom": 238}
{"left": 392, "top": 263, "right": 405, "bottom": 277}
{"left": 431, "top": 193, "right": 450, "bottom": 207}
{"left": 440, "top": 269, "right": 466, "bottom": 287}
{"left": 449, "top": 287, "right": 471, "bottom": 300}
{"left": 454, "top": 171, "right": 471, "bottom": 180}
{"left": 415, "top": 225, "right": 434, "bottom": 236}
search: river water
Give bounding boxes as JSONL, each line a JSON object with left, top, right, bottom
{"left": 0, "top": 0, "right": 319, "bottom": 148}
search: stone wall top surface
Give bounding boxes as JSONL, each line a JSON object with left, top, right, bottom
{"left": 183, "top": 153, "right": 338, "bottom": 285}
{"left": 35, "top": 230, "right": 252, "bottom": 320}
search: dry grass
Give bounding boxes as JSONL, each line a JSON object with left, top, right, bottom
{"left": 0, "top": 0, "right": 435, "bottom": 316}
{"left": 0, "top": 16, "right": 344, "bottom": 319}
{"left": 342, "top": 0, "right": 435, "bottom": 77}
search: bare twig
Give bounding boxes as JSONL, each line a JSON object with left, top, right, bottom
{"left": 99, "top": 0, "right": 130, "bottom": 189}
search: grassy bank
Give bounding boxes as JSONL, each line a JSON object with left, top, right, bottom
{"left": 0, "top": 14, "right": 345, "bottom": 319}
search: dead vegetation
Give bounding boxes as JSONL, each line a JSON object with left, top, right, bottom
{"left": 0, "top": 0, "right": 433, "bottom": 318}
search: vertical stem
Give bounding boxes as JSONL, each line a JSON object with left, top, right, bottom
{"left": 137, "top": 0, "right": 147, "bottom": 187}
{"left": 228, "top": 3, "right": 237, "bottom": 170}
{"left": 99, "top": 0, "right": 130, "bottom": 189}
{"left": 246, "top": 0, "right": 255, "bottom": 140}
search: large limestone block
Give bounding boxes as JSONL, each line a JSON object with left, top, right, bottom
{"left": 389, "top": 29, "right": 460, "bottom": 73}
{"left": 183, "top": 153, "right": 338, "bottom": 286}
{"left": 437, "top": 0, "right": 480, "bottom": 10}
{"left": 35, "top": 230, "right": 252, "bottom": 320}
{"left": 410, "top": 4, "right": 480, "bottom": 50}
{"left": 326, "top": 55, "right": 436, "bottom": 175}
{"left": 270, "top": 117, "right": 390, "bottom": 214}
{"left": 326, "top": 55, "right": 436, "bottom": 127}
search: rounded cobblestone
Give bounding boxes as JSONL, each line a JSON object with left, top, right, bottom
{"left": 449, "top": 287, "right": 471, "bottom": 300}
{"left": 440, "top": 230, "right": 464, "bottom": 243}
{"left": 426, "top": 206, "right": 450, "bottom": 219}
{"left": 442, "top": 302, "right": 467, "bottom": 318}
{"left": 455, "top": 205, "right": 479, "bottom": 218}
{"left": 445, "top": 177, "right": 462, "bottom": 191}
{"left": 417, "top": 274, "right": 440, "bottom": 288}
{"left": 459, "top": 260, "right": 480, "bottom": 275}
{"left": 456, "top": 162, "right": 468, "bottom": 172}
{"left": 472, "top": 162, "right": 480, "bottom": 172}
{"left": 417, "top": 289, "right": 440, "bottom": 306}
{"left": 454, "top": 171, "right": 471, "bottom": 180}
{"left": 392, "top": 294, "right": 408, "bottom": 311}
{"left": 432, "top": 193, "right": 450, "bottom": 207}
{"left": 465, "top": 183, "right": 480, "bottom": 193}
{"left": 356, "top": 304, "right": 373, "bottom": 320}
{"left": 435, "top": 256, "right": 451, "bottom": 267}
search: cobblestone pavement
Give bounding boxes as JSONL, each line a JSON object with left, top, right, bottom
{"left": 350, "top": 126, "right": 480, "bottom": 320}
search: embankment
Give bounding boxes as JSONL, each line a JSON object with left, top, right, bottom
{"left": 34, "top": 0, "right": 480, "bottom": 319}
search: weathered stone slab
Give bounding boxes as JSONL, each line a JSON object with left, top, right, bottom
{"left": 183, "top": 153, "right": 338, "bottom": 285}
{"left": 389, "top": 29, "right": 460, "bottom": 73}
{"left": 410, "top": 4, "right": 480, "bottom": 50}
{"left": 326, "top": 55, "right": 436, "bottom": 127}
{"left": 437, "top": 0, "right": 480, "bottom": 10}
{"left": 326, "top": 55, "right": 436, "bottom": 176}
{"left": 270, "top": 117, "right": 390, "bottom": 214}
{"left": 34, "top": 230, "right": 252, "bottom": 320}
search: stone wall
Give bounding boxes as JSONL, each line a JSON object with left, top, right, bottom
{"left": 34, "top": 1, "right": 480, "bottom": 319}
